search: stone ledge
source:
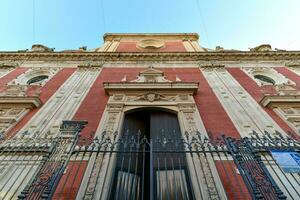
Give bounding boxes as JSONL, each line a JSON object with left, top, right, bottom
{"left": 0, "top": 96, "right": 42, "bottom": 109}
{"left": 260, "top": 95, "right": 300, "bottom": 108}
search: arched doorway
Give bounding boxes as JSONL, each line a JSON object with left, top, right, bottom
{"left": 110, "top": 109, "right": 194, "bottom": 200}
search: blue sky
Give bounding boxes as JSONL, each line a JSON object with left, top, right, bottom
{"left": 0, "top": 0, "right": 300, "bottom": 51}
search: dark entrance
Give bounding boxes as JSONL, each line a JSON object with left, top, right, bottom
{"left": 110, "top": 109, "right": 194, "bottom": 200}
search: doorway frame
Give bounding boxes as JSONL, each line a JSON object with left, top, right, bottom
{"left": 76, "top": 91, "right": 227, "bottom": 200}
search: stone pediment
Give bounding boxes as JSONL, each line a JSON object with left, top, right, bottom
{"left": 104, "top": 67, "right": 199, "bottom": 95}
{"left": 260, "top": 84, "right": 300, "bottom": 108}
{"left": 0, "top": 85, "right": 42, "bottom": 108}
{"left": 131, "top": 66, "right": 170, "bottom": 83}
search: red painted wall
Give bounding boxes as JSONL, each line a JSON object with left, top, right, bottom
{"left": 161, "top": 68, "right": 240, "bottom": 139}
{"left": 275, "top": 67, "right": 300, "bottom": 89}
{"left": 162, "top": 68, "right": 244, "bottom": 199}
{"left": 72, "top": 67, "right": 142, "bottom": 143}
{"left": 227, "top": 68, "right": 297, "bottom": 138}
{"left": 0, "top": 67, "right": 28, "bottom": 92}
{"left": 116, "top": 41, "right": 187, "bottom": 52}
{"left": 53, "top": 68, "right": 142, "bottom": 199}
{"left": 52, "top": 161, "right": 88, "bottom": 200}
{"left": 215, "top": 160, "right": 251, "bottom": 200}
{"left": 54, "top": 67, "right": 243, "bottom": 199}
{"left": 6, "top": 68, "right": 76, "bottom": 138}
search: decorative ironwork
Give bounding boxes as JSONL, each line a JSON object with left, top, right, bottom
{"left": 63, "top": 131, "right": 227, "bottom": 200}
{"left": 18, "top": 120, "right": 87, "bottom": 200}
{"left": 223, "top": 131, "right": 300, "bottom": 200}
{"left": 0, "top": 125, "right": 299, "bottom": 199}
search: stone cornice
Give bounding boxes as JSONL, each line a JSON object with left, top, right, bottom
{"left": 103, "top": 33, "right": 199, "bottom": 41}
{"left": 104, "top": 82, "right": 199, "bottom": 95}
{"left": 0, "top": 51, "right": 300, "bottom": 63}
{"left": 260, "top": 95, "right": 300, "bottom": 108}
{"left": 0, "top": 96, "right": 42, "bottom": 109}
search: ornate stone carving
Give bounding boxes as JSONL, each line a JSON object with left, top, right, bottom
{"left": 137, "top": 39, "right": 165, "bottom": 49}
{"left": 107, "top": 104, "right": 124, "bottom": 111}
{"left": 285, "top": 60, "right": 300, "bottom": 67}
{"left": 1, "top": 51, "right": 300, "bottom": 63}
{"left": 59, "top": 120, "right": 88, "bottom": 138}
{"left": 12, "top": 68, "right": 59, "bottom": 86}
{"left": 104, "top": 112, "right": 118, "bottom": 134}
{"left": 131, "top": 66, "right": 171, "bottom": 83}
{"left": 198, "top": 61, "right": 225, "bottom": 68}
{"left": 112, "top": 94, "right": 124, "bottom": 101}
{"left": 30, "top": 44, "right": 54, "bottom": 52}
{"left": 250, "top": 44, "right": 272, "bottom": 52}
{"left": 275, "top": 85, "right": 300, "bottom": 95}
{"left": 243, "top": 67, "right": 294, "bottom": 86}
{"left": 1, "top": 85, "right": 27, "bottom": 96}
{"left": 126, "top": 93, "right": 176, "bottom": 102}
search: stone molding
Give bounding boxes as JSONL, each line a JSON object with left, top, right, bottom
{"left": 103, "top": 33, "right": 199, "bottom": 41}
{"left": 1, "top": 51, "right": 300, "bottom": 62}
{"left": 242, "top": 67, "right": 294, "bottom": 86}
{"left": 11, "top": 68, "right": 60, "bottom": 86}
{"left": 0, "top": 96, "right": 42, "bottom": 108}
{"left": 260, "top": 95, "right": 300, "bottom": 108}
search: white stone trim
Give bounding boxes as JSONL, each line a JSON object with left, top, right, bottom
{"left": 15, "top": 68, "right": 101, "bottom": 138}
{"left": 77, "top": 86, "right": 227, "bottom": 199}
{"left": 202, "top": 67, "right": 286, "bottom": 137}
{"left": 242, "top": 67, "right": 294, "bottom": 86}
{"left": 11, "top": 67, "right": 61, "bottom": 86}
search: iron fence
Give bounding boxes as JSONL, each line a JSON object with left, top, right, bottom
{"left": 0, "top": 124, "right": 298, "bottom": 200}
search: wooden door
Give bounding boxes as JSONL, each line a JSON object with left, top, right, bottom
{"left": 110, "top": 110, "right": 194, "bottom": 200}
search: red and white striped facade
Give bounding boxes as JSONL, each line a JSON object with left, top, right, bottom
{"left": 0, "top": 33, "right": 300, "bottom": 199}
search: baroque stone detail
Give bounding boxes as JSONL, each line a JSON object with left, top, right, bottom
{"left": 113, "top": 94, "right": 124, "bottom": 101}
{"left": 30, "top": 44, "right": 54, "bottom": 52}
{"left": 198, "top": 61, "right": 225, "bottom": 68}
{"left": 59, "top": 120, "right": 88, "bottom": 138}
{"left": 275, "top": 85, "right": 300, "bottom": 96}
{"left": 2, "top": 51, "right": 300, "bottom": 63}
{"left": 179, "top": 104, "right": 197, "bottom": 132}
{"left": 131, "top": 66, "right": 171, "bottom": 83}
{"left": 0, "top": 62, "right": 18, "bottom": 68}
{"left": 242, "top": 67, "right": 294, "bottom": 86}
{"left": 285, "top": 60, "right": 300, "bottom": 67}
{"left": 104, "top": 112, "right": 119, "bottom": 134}
{"left": 78, "top": 62, "right": 104, "bottom": 68}
{"left": 12, "top": 68, "right": 60, "bottom": 86}
{"left": 1, "top": 85, "right": 28, "bottom": 96}
{"left": 250, "top": 44, "right": 273, "bottom": 52}
{"left": 137, "top": 39, "right": 165, "bottom": 49}
{"left": 126, "top": 93, "right": 176, "bottom": 102}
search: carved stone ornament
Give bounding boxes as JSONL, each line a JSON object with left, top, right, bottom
{"left": 285, "top": 60, "right": 300, "bottom": 67}
{"left": 126, "top": 93, "right": 176, "bottom": 102}
{"left": 275, "top": 85, "right": 300, "bottom": 96}
{"left": 250, "top": 44, "right": 273, "bottom": 52}
{"left": 198, "top": 61, "right": 225, "bottom": 68}
{"left": 242, "top": 67, "right": 294, "bottom": 86}
{"left": 0, "top": 62, "right": 19, "bottom": 68}
{"left": 1, "top": 85, "right": 27, "bottom": 97}
{"left": 131, "top": 66, "right": 171, "bottom": 83}
{"left": 103, "top": 67, "right": 199, "bottom": 95}
{"left": 30, "top": 44, "right": 54, "bottom": 52}
{"left": 145, "top": 93, "right": 156, "bottom": 102}
{"left": 137, "top": 39, "right": 165, "bottom": 50}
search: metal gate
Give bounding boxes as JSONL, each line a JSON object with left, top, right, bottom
{"left": 70, "top": 131, "right": 223, "bottom": 200}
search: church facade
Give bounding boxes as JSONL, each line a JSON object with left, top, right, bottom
{"left": 0, "top": 33, "right": 300, "bottom": 199}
